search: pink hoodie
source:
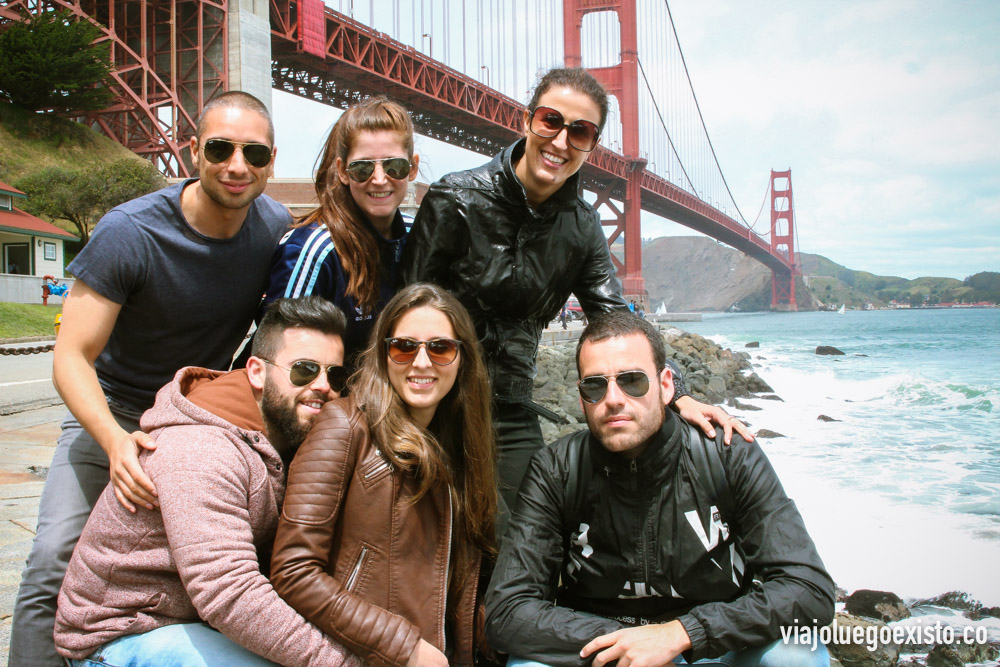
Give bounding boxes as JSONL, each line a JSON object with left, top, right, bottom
{"left": 54, "top": 367, "right": 361, "bottom": 667}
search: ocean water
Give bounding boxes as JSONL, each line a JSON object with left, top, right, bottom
{"left": 681, "top": 308, "right": 1000, "bottom": 606}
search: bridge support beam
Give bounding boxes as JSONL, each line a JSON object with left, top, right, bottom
{"left": 228, "top": 0, "right": 273, "bottom": 111}
{"left": 564, "top": 0, "right": 647, "bottom": 307}
{"left": 769, "top": 169, "right": 799, "bottom": 311}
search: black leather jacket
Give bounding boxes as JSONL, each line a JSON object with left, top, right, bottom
{"left": 402, "top": 139, "right": 626, "bottom": 402}
{"left": 485, "top": 410, "right": 835, "bottom": 665}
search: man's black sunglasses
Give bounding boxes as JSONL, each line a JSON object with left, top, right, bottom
{"left": 578, "top": 370, "right": 651, "bottom": 404}
{"left": 263, "top": 359, "right": 349, "bottom": 393}
{"left": 202, "top": 139, "right": 273, "bottom": 168}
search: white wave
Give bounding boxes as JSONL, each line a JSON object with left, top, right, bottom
{"left": 772, "top": 454, "right": 1000, "bottom": 606}
{"left": 723, "top": 351, "right": 1000, "bottom": 607}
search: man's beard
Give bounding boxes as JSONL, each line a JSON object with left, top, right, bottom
{"left": 260, "top": 378, "right": 313, "bottom": 464}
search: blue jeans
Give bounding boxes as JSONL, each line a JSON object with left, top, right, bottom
{"left": 9, "top": 405, "right": 142, "bottom": 667}
{"left": 507, "top": 639, "right": 830, "bottom": 667}
{"left": 69, "top": 623, "right": 280, "bottom": 666}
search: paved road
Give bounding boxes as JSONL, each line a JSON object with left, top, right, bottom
{"left": 0, "top": 404, "right": 62, "bottom": 662}
{"left": 0, "top": 342, "right": 61, "bottom": 416}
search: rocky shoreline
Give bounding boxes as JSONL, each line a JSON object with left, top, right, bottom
{"left": 531, "top": 328, "right": 1000, "bottom": 666}
{"left": 827, "top": 590, "right": 999, "bottom": 667}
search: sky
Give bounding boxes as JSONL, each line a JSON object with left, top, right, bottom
{"left": 271, "top": 1, "right": 1000, "bottom": 280}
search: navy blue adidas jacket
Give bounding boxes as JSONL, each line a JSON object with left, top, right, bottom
{"left": 264, "top": 212, "right": 410, "bottom": 367}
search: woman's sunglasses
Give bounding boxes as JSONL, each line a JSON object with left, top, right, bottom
{"left": 345, "top": 157, "right": 412, "bottom": 183}
{"left": 578, "top": 370, "right": 651, "bottom": 404}
{"left": 263, "top": 359, "right": 349, "bottom": 393}
{"left": 385, "top": 337, "right": 462, "bottom": 366}
{"left": 528, "top": 106, "right": 601, "bottom": 152}
{"left": 202, "top": 139, "right": 273, "bottom": 168}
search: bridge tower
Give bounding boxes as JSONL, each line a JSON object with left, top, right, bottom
{"left": 0, "top": 0, "right": 270, "bottom": 177}
{"left": 563, "top": 0, "right": 647, "bottom": 308}
{"left": 769, "top": 169, "right": 799, "bottom": 311}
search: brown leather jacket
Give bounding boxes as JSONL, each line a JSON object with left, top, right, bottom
{"left": 271, "top": 397, "right": 481, "bottom": 667}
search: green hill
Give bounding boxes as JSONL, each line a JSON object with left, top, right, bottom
{"left": 0, "top": 101, "right": 145, "bottom": 187}
{"left": 798, "top": 250, "right": 988, "bottom": 308}
{"left": 0, "top": 102, "right": 163, "bottom": 252}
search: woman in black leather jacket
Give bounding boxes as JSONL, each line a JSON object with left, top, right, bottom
{"left": 403, "top": 67, "right": 748, "bottom": 513}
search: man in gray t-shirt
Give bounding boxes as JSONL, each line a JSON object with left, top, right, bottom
{"left": 9, "top": 91, "right": 292, "bottom": 667}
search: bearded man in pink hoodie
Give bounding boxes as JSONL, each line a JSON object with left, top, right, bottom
{"left": 54, "top": 296, "right": 360, "bottom": 667}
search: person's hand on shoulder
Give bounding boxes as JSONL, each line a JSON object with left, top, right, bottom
{"left": 673, "top": 395, "right": 754, "bottom": 445}
{"left": 581, "top": 621, "right": 692, "bottom": 667}
{"left": 107, "top": 429, "right": 158, "bottom": 512}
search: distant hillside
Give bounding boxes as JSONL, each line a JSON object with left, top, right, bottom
{"left": 636, "top": 236, "right": 994, "bottom": 311}
{"left": 641, "top": 236, "right": 788, "bottom": 311}
{"left": 0, "top": 101, "right": 145, "bottom": 187}
{"left": 796, "top": 252, "right": 989, "bottom": 308}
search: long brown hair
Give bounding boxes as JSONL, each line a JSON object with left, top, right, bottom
{"left": 351, "top": 284, "right": 498, "bottom": 570}
{"left": 297, "top": 96, "right": 415, "bottom": 314}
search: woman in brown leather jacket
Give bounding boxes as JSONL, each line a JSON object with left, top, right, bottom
{"left": 270, "top": 283, "right": 498, "bottom": 667}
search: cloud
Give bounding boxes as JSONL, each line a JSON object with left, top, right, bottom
{"left": 665, "top": 0, "right": 1000, "bottom": 278}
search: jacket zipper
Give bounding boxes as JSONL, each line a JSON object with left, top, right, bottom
{"left": 441, "top": 492, "right": 453, "bottom": 653}
{"left": 345, "top": 546, "right": 369, "bottom": 592}
{"left": 630, "top": 459, "right": 653, "bottom": 586}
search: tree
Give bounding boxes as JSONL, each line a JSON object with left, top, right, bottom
{"left": 99, "top": 159, "right": 168, "bottom": 212}
{"left": 0, "top": 9, "right": 113, "bottom": 113}
{"left": 964, "top": 272, "right": 1000, "bottom": 303}
{"left": 16, "top": 159, "right": 165, "bottom": 244}
{"left": 16, "top": 167, "right": 101, "bottom": 243}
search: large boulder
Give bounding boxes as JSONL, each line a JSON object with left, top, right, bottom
{"left": 827, "top": 613, "right": 900, "bottom": 667}
{"left": 845, "top": 590, "right": 911, "bottom": 623}
{"left": 705, "top": 375, "right": 728, "bottom": 403}
{"left": 745, "top": 372, "right": 773, "bottom": 393}
{"left": 816, "top": 345, "right": 846, "bottom": 356}
{"left": 926, "top": 641, "right": 999, "bottom": 666}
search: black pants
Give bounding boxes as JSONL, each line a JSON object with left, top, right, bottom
{"left": 493, "top": 401, "right": 546, "bottom": 516}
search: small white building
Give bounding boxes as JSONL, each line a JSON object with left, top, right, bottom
{"left": 0, "top": 179, "right": 79, "bottom": 303}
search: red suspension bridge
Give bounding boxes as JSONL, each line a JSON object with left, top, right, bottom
{"left": 0, "top": 0, "right": 800, "bottom": 309}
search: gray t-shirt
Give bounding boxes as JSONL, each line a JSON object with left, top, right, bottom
{"left": 67, "top": 179, "right": 291, "bottom": 411}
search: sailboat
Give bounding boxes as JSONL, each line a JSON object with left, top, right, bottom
{"left": 655, "top": 301, "right": 667, "bottom": 316}
{"left": 837, "top": 304, "right": 846, "bottom": 314}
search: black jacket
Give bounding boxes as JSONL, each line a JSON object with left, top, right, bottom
{"left": 485, "top": 410, "right": 835, "bottom": 665}
{"left": 401, "top": 139, "right": 626, "bottom": 402}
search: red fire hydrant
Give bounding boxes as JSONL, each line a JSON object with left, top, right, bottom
{"left": 41, "top": 275, "right": 52, "bottom": 306}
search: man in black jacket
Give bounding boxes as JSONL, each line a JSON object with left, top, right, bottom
{"left": 486, "top": 311, "right": 834, "bottom": 667}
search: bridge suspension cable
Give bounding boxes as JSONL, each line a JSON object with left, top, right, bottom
{"left": 635, "top": 56, "right": 697, "bottom": 195}
{"left": 633, "top": 0, "right": 751, "bottom": 227}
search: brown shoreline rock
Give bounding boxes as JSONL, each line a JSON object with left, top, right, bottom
{"left": 845, "top": 590, "right": 911, "bottom": 623}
